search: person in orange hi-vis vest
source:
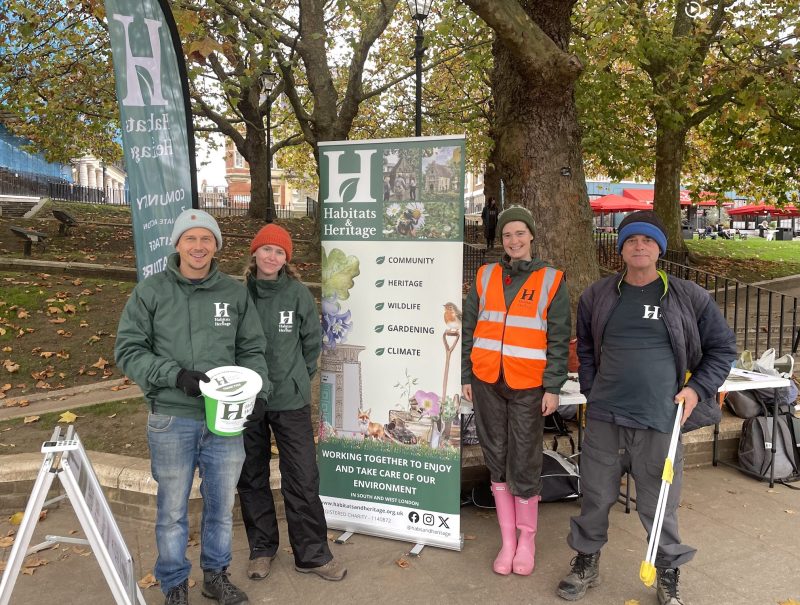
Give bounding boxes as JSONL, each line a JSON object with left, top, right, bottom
{"left": 462, "top": 205, "right": 571, "bottom": 577}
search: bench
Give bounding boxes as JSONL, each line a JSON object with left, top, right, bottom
{"left": 53, "top": 209, "right": 78, "bottom": 235}
{"left": 9, "top": 226, "right": 48, "bottom": 256}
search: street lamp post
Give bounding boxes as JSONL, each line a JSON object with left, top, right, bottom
{"left": 260, "top": 71, "right": 276, "bottom": 222}
{"left": 406, "top": 1, "right": 433, "bottom": 137}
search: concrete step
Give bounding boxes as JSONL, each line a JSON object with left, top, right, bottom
{"left": 0, "top": 195, "right": 41, "bottom": 217}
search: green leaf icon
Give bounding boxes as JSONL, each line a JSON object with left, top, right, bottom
{"left": 375, "top": 348, "right": 385, "bottom": 356}
{"left": 375, "top": 302, "right": 385, "bottom": 311}
{"left": 376, "top": 256, "right": 385, "bottom": 264}
{"left": 374, "top": 325, "right": 384, "bottom": 333}
{"left": 375, "top": 279, "right": 385, "bottom": 287}
{"left": 340, "top": 178, "right": 358, "bottom": 203}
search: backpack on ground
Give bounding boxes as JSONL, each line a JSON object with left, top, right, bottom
{"left": 737, "top": 400, "right": 800, "bottom": 484}
{"left": 540, "top": 449, "right": 580, "bottom": 502}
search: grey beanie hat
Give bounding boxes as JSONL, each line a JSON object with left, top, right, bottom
{"left": 171, "top": 209, "right": 222, "bottom": 248}
{"left": 497, "top": 205, "right": 535, "bottom": 237}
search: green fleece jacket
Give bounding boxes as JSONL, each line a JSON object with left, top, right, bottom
{"left": 114, "top": 254, "right": 271, "bottom": 420}
{"left": 247, "top": 270, "right": 321, "bottom": 411}
{"left": 461, "top": 257, "right": 571, "bottom": 393}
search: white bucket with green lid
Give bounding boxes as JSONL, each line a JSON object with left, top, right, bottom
{"left": 200, "top": 366, "right": 263, "bottom": 436}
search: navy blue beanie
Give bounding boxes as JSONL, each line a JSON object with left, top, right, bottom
{"left": 617, "top": 210, "right": 667, "bottom": 256}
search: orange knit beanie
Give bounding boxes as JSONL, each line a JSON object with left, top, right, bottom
{"left": 249, "top": 224, "right": 293, "bottom": 261}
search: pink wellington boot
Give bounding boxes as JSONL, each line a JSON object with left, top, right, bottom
{"left": 491, "top": 482, "right": 517, "bottom": 575}
{"left": 512, "top": 495, "right": 540, "bottom": 575}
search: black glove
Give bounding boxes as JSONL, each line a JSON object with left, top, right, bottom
{"left": 176, "top": 368, "right": 210, "bottom": 397}
{"left": 244, "top": 398, "right": 267, "bottom": 430}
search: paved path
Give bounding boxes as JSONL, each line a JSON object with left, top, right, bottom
{"left": 1, "top": 465, "right": 798, "bottom": 605}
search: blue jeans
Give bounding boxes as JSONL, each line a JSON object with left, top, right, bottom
{"left": 147, "top": 413, "right": 245, "bottom": 593}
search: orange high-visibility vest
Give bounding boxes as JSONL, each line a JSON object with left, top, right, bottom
{"left": 471, "top": 263, "right": 563, "bottom": 389}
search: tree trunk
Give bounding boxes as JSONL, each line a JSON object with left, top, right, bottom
{"left": 244, "top": 106, "right": 269, "bottom": 220}
{"left": 490, "top": 2, "right": 599, "bottom": 320}
{"left": 652, "top": 122, "right": 687, "bottom": 251}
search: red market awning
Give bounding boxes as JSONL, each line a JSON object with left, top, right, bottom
{"left": 591, "top": 194, "right": 653, "bottom": 213}
{"left": 727, "top": 203, "right": 800, "bottom": 217}
{"left": 622, "top": 188, "right": 724, "bottom": 207}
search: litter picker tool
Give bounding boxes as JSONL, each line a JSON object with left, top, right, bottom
{"left": 639, "top": 400, "right": 684, "bottom": 587}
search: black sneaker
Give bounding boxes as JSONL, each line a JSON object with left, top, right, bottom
{"left": 656, "top": 567, "right": 685, "bottom": 605}
{"left": 202, "top": 570, "right": 248, "bottom": 605}
{"left": 164, "top": 580, "right": 189, "bottom": 605}
{"left": 556, "top": 552, "right": 601, "bottom": 601}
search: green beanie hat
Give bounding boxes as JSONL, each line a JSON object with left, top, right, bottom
{"left": 497, "top": 205, "right": 535, "bottom": 237}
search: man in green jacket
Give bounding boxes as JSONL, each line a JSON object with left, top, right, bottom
{"left": 115, "top": 209, "right": 270, "bottom": 605}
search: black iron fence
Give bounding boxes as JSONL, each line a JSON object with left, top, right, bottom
{"left": 594, "top": 232, "right": 799, "bottom": 357}
{"left": 463, "top": 243, "right": 486, "bottom": 285}
{"left": 465, "top": 217, "right": 481, "bottom": 244}
{"left": 197, "top": 193, "right": 316, "bottom": 220}
{"left": 0, "top": 167, "right": 130, "bottom": 205}
{"left": 307, "top": 196, "right": 318, "bottom": 220}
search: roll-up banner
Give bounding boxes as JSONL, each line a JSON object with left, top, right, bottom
{"left": 318, "top": 136, "right": 465, "bottom": 550}
{"left": 104, "top": 0, "right": 198, "bottom": 280}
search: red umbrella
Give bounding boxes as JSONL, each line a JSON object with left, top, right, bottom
{"left": 592, "top": 194, "right": 652, "bottom": 213}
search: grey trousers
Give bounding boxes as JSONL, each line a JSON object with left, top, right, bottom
{"left": 472, "top": 377, "right": 545, "bottom": 499}
{"left": 567, "top": 419, "right": 697, "bottom": 568}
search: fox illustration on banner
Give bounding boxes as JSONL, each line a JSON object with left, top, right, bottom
{"left": 103, "top": 0, "right": 198, "bottom": 280}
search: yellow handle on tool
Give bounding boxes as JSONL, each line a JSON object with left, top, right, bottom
{"left": 640, "top": 560, "right": 656, "bottom": 586}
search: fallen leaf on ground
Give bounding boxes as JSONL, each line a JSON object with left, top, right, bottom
{"left": 58, "top": 411, "right": 78, "bottom": 424}
{"left": 72, "top": 546, "right": 90, "bottom": 557}
{"left": 23, "top": 416, "right": 40, "bottom": 424}
{"left": 39, "top": 352, "right": 55, "bottom": 359}
{"left": 188, "top": 578, "right": 196, "bottom": 587}
{"left": 463, "top": 534, "right": 476, "bottom": 540}
{"left": 138, "top": 573, "right": 159, "bottom": 589}
{"left": 0, "top": 536, "right": 14, "bottom": 548}
{"left": 3, "top": 360, "right": 19, "bottom": 373}
{"left": 624, "top": 600, "right": 640, "bottom": 605}
{"left": 778, "top": 600, "right": 800, "bottom": 605}
{"left": 395, "top": 558, "right": 410, "bottom": 568}
{"left": 91, "top": 357, "right": 108, "bottom": 369}
{"left": 38, "top": 510, "right": 47, "bottom": 521}
{"left": 110, "top": 385, "right": 129, "bottom": 392}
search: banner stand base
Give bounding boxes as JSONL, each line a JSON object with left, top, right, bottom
{"left": 407, "top": 543, "right": 425, "bottom": 557}
{"left": 334, "top": 531, "right": 354, "bottom": 544}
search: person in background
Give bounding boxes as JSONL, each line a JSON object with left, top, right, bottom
{"left": 237, "top": 224, "right": 347, "bottom": 583}
{"left": 556, "top": 210, "right": 735, "bottom": 605}
{"left": 462, "top": 205, "right": 571, "bottom": 577}
{"left": 115, "top": 209, "right": 270, "bottom": 605}
{"left": 481, "top": 196, "right": 500, "bottom": 249}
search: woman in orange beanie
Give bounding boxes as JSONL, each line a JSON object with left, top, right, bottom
{"left": 237, "top": 223, "right": 347, "bottom": 582}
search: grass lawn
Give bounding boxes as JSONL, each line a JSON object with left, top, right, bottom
{"left": 686, "top": 238, "right": 800, "bottom": 282}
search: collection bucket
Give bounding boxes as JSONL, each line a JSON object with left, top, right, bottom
{"left": 199, "top": 366, "right": 263, "bottom": 436}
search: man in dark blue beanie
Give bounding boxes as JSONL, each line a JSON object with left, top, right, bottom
{"left": 616, "top": 210, "right": 668, "bottom": 256}
{"left": 556, "top": 210, "right": 736, "bottom": 605}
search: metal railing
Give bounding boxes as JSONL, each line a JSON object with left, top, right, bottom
{"left": 0, "top": 167, "right": 130, "bottom": 205}
{"left": 197, "top": 193, "right": 315, "bottom": 219}
{"left": 463, "top": 243, "right": 486, "bottom": 285}
{"left": 465, "top": 217, "right": 481, "bottom": 244}
{"left": 594, "top": 233, "right": 799, "bottom": 357}
{"left": 307, "top": 196, "right": 318, "bottom": 220}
